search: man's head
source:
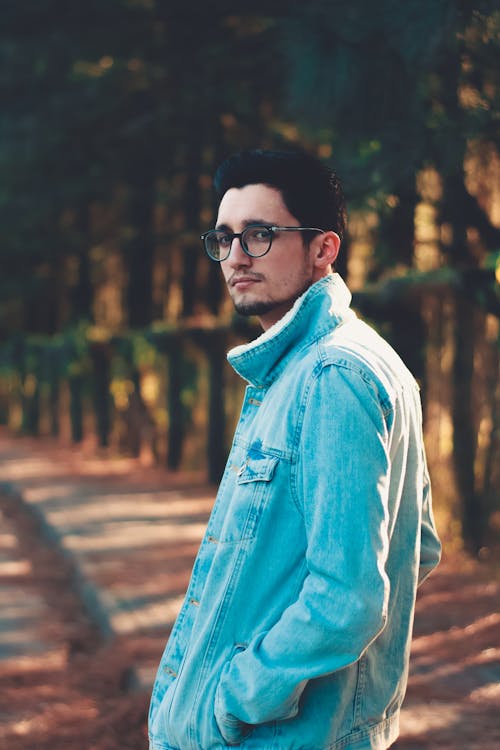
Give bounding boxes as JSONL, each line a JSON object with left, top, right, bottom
{"left": 206, "top": 149, "right": 346, "bottom": 330}
{"left": 214, "top": 149, "right": 346, "bottom": 241}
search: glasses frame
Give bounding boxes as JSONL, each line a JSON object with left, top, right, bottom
{"left": 200, "top": 224, "right": 325, "bottom": 261}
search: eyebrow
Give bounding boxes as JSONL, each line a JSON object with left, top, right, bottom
{"left": 215, "top": 218, "right": 274, "bottom": 231}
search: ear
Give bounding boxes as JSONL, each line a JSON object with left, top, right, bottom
{"left": 311, "top": 231, "right": 340, "bottom": 271}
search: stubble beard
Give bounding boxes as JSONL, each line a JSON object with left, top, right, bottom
{"left": 232, "top": 299, "right": 279, "bottom": 317}
{"left": 231, "top": 277, "right": 314, "bottom": 318}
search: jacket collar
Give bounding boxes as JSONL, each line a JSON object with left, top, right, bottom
{"left": 227, "top": 274, "right": 354, "bottom": 387}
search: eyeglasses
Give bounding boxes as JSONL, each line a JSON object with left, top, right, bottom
{"left": 200, "top": 224, "right": 324, "bottom": 261}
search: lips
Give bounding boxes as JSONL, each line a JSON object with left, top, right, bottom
{"left": 230, "top": 276, "right": 261, "bottom": 289}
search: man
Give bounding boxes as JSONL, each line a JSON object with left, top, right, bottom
{"left": 148, "top": 149, "right": 441, "bottom": 750}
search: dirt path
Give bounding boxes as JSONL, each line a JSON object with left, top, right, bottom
{"left": 395, "top": 553, "right": 500, "bottom": 749}
{"left": 0, "top": 492, "right": 149, "bottom": 750}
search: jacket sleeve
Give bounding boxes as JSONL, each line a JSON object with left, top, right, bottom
{"left": 418, "top": 459, "right": 442, "bottom": 584}
{"left": 215, "top": 364, "right": 397, "bottom": 737}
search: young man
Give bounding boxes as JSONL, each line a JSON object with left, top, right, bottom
{"left": 148, "top": 149, "right": 441, "bottom": 750}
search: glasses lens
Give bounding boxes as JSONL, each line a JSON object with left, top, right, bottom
{"left": 204, "top": 230, "right": 231, "bottom": 260}
{"left": 242, "top": 226, "right": 273, "bottom": 257}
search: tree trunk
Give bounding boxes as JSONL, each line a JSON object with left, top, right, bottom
{"left": 48, "top": 348, "right": 60, "bottom": 438}
{"left": 181, "top": 142, "right": 203, "bottom": 318}
{"left": 206, "top": 330, "right": 228, "bottom": 483}
{"left": 166, "top": 336, "right": 184, "bottom": 470}
{"left": 452, "top": 293, "right": 481, "bottom": 553}
{"left": 380, "top": 177, "right": 418, "bottom": 269}
{"left": 126, "top": 177, "right": 155, "bottom": 328}
{"left": 441, "top": 166, "right": 483, "bottom": 553}
{"left": 73, "top": 203, "right": 94, "bottom": 323}
{"left": 69, "top": 374, "right": 84, "bottom": 443}
{"left": 90, "top": 342, "right": 111, "bottom": 448}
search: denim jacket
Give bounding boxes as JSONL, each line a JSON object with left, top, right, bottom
{"left": 149, "top": 274, "right": 441, "bottom": 750}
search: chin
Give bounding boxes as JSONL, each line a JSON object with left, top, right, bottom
{"left": 234, "top": 300, "right": 275, "bottom": 317}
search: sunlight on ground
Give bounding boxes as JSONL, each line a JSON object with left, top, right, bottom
{"left": 43, "top": 494, "right": 214, "bottom": 524}
{"left": 1, "top": 458, "right": 64, "bottom": 481}
{"left": 9, "top": 695, "right": 98, "bottom": 737}
{"left": 0, "top": 559, "right": 32, "bottom": 576}
{"left": 0, "top": 587, "right": 62, "bottom": 665}
{"left": 0, "top": 532, "right": 18, "bottom": 548}
{"left": 63, "top": 521, "right": 208, "bottom": 552}
{"left": 111, "top": 595, "right": 185, "bottom": 634}
{"left": 0, "top": 648, "right": 67, "bottom": 675}
{"left": 469, "top": 682, "right": 500, "bottom": 704}
{"left": 399, "top": 702, "right": 462, "bottom": 734}
{"left": 20, "top": 484, "right": 86, "bottom": 503}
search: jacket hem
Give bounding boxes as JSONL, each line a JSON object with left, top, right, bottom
{"left": 331, "top": 711, "right": 400, "bottom": 749}
{"left": 149, "top": 736, "right": 179, "bottom": 750}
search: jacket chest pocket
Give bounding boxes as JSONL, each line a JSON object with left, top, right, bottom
{"left": 214, "top": 452, "right": 279, "bottom": 543}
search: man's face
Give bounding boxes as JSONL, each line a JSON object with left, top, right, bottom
{"left": 217, "top": 184, "right": 319, "bottom": 330}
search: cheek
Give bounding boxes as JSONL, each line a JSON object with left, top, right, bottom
{"left": 220, "top": 262, "right": 231, "bottom": 283}
{"left": 279, "top": 256, "right": 310, "bottom": 287}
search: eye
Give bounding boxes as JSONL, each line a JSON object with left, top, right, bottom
{"left": 217, "top": 232, "right": 232, "bottom": 248}
{"left": 246, "top": 226, "right": 272, "bottom": 242}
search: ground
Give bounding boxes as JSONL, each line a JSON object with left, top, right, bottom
{"left": 0, "top": 493, "right": 147, "bottom": 750}
{"left": 0, "top": 487, "right": 499, "bottom": 750}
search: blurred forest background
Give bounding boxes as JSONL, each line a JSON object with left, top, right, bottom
{"left": 0, "top": 0, "right": 498, "bottom": 557}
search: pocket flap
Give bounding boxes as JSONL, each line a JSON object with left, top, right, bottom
{"left": 236, "top": 453, "right": 278, "bottom": 483}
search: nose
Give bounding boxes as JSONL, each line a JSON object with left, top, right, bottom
{"left": 225, "top": 235, "right": 251, "bottom": 268}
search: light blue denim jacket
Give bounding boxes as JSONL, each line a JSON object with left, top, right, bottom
{"left": 149, "top": 274, "right": 441, "bottom": 750}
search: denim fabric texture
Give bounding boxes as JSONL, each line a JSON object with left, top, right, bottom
{"left": 148, "top": 274, "right": 441, "bottom": 750}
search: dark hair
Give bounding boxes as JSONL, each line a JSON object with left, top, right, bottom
{"left": 214, "top": 148, "right": 346, "bottom": 241}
